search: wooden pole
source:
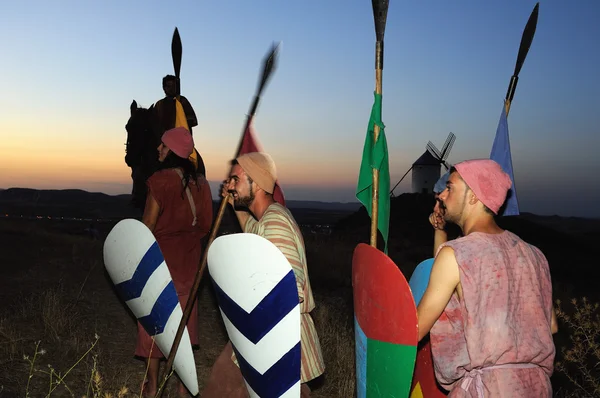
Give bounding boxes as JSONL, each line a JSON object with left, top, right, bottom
{"left": 370, "top": 52, "right": 383, "bottom": 247}
{"left": 504, "top": 99, "right": 512, "bottom": 119}
{"left": 156, "top": 44, "right": 280, "bottom": 397}
{"left": 155, "top": 197, "right": 229, "bottom": 397}
{"left": 370, "top": 0, "right": 389, "bottom": 248}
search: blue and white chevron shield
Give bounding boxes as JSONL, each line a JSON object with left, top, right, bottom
{"left": 103, "top": 219, "right": 198, "bottom": 396}
{"left": 207, "top": 233, "right": 302, "bottom": 398}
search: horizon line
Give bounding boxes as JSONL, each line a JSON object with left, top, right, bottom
{"left": 0, "top": 185, "right": 365, "bottom": 205}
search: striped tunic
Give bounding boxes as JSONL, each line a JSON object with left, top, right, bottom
{"left": 231, "top": 203, "right": 326, "bottom": 382}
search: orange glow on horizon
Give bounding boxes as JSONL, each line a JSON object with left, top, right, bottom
{"left": 0, "top": 120, "right": 359, "bottom": 195}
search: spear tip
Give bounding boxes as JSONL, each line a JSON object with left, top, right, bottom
{"left": 372, "top": 0, "right": 390, "bottom": 42}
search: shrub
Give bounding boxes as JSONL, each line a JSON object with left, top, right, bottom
{"left": 554, "top": 297, "right": 600, "bottom": 398}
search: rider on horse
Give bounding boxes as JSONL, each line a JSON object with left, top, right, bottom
{"left": 154, "top": 75, "right": 205, "bottom": 178}
{"left": 126, "top": 75, "right": 206, "bottom": 210}
{"left": 155, "top": 75, "right": 198, "bottom": 136}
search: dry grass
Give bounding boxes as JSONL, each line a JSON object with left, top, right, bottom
{"left": 304, "top": 233, "right": 354, "bottom": 290}
{"left": 0, "top": 220, "right": 363, "bottom": 397}
{"left": 0, "top": 221, "right": 141, "bottom": 396}
{"left": 0, "top": 219, "right": 597, "bottom": 396}
{"left": 303, "top": 233, "right": 357, "bottom": 396}
{"left": 312, "top": 293, "right": 356, "bottom": 397}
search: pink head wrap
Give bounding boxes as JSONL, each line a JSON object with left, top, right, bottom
{"left": 454, "top": 159, "right": 512, "bottom": 215}
{"left": 161, "top": 127, "right": 194, "bottom": 158}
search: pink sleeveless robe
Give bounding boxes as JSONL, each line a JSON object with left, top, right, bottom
{"left": 430, "top": 231, "right": 555, "bottom": 397}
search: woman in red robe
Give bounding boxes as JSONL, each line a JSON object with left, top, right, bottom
{"left": 137, "top": 127, "right": 213, "bottom": 397}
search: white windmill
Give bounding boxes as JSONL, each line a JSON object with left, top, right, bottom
{"left": 391, "top": 132, "right": 456, "bottom": 196}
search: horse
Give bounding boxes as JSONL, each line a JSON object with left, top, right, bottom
{"left": 125, "top": 99, "right": 207, "bottom": 212}
{"left": 125, "top": 100, "right": 161, "bottom": 210}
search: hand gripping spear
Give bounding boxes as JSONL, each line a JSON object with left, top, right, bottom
{"left": 156, "top": 44, "right": 280, "bottom": 397}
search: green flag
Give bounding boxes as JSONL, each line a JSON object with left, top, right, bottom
{"left": 356, "top": 92, "right": 390, "bottom": 253}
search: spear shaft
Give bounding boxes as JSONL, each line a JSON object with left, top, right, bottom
{"left": 370, "top": 0, "right": 389, "bottom": 247}
{"left": 156, "top": 45, "right": 280, "bottom": 397}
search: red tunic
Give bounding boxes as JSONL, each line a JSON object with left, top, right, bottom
{"left": 135, "top": 168, "right": 213, "bottom": 358}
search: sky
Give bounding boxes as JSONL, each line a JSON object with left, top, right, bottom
{"left": 1, "top": 1, "right": 599, "bottom": 218}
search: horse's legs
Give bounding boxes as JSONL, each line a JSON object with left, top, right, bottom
{"left": 131, "top": 166, "right": 148, "bottom": 210}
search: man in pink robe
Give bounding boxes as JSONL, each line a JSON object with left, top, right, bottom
{"left": 417, "top": 159, "right": 558, "bottom": 397}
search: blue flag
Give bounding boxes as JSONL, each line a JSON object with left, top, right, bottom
{"left": 490, "top": 105, "right": 520, "bottom": 216}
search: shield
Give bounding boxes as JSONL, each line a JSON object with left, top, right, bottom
{"left": 352, "top": 243, "right": 418, "bottom": 397}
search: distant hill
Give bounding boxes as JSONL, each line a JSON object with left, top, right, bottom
{"left": 0, "top": 188, "right": 136, "bottom": 219}
{"left": 3, "top": 187, "right": 599, "bottom": 294}
{"left": 285, "top": 200, "right": 361, "bottom": 211}
{"left": 0, "top": 188, "right": 360, "bottom": 221}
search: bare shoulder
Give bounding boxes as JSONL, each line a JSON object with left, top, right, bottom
{"left": 432, "top": 246, "right": 460, "bottom": 278}
{"left": 436, "top": 245, "right": 456, "bottom": 262}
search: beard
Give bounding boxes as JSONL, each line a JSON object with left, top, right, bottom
{"left": 443, "top": 210, "right": 458, "bottom": 224}
{"left": 441, "top": 199, "right": 466, "bottom": 225}
{"left": 233, "top": 186, "right": 255, "bottom": 209}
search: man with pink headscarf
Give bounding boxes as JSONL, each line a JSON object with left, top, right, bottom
{"left": 417, "top": 159, "right": 558, "bottom": 397}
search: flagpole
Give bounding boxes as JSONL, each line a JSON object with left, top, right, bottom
{"left": 489, "top": 2, "right": 538, "bottom": 219}
{"left": 370, "top": 0, "right": 389, "bottom": 248}
{"left": 504, "top": 3, "right": 539, "bottom": 117}
{"left": 156, "top": 44, "right": 280, "bottom": 397}
{"left": 154, "top": 26, "right": 185, "bottom": 397}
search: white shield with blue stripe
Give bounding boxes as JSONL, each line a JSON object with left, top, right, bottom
{"left": 207, "top": 233, "right": 301, "bottom": 398}
{"left": 103, "top": 219, "right": 198, "bottom": 396}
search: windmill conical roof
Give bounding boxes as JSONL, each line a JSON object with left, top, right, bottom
{"left": 413, "top": 150, "right": 441, "bottom": 166}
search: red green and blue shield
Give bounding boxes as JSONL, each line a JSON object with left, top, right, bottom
{"left": 353, "top": 243, "right": 418, "bottom": 397}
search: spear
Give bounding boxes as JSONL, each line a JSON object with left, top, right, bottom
{"left": 235, "top": 43, "right": 280, "bottom": 155}
{"left": 370, "top": 0, "right": 389, "bottom": 248}
{"left": 171, "top": 27, "right": 182, "bottom": 97}
{"left": 490, "top": 2, "right": 539, "bottom": 217}
{"left": 504, "top": 3, "right": 539, "bottom": 116}
{"left": 356, "top": 0, "right": 390, "bottom": 252}
{"left": 156, "top": 44, "right": 280, "bottom": 397}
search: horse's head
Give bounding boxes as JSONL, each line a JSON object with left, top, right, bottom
{"left": 125, "top": 100, "right": 162, "bottom": 167}
{"left": 125, "top": 100, "right": 163, "bottom": 210}
{"left": 126, "top": 100, "right": 159, "bottom": 139}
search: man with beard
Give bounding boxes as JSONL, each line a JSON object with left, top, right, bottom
{"left": 429, "top": 171, "right": 450, "bottom": 257}
{"left": 201, "top": 152, "right": 325, "bottom": 397}
{"left": 416, "top": 159, "right": 558, "bottom": 397}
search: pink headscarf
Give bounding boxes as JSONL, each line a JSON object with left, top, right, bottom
{"left": 162, "top": 127, "right": 194, "bottom": 158}
{"left": 454, "top": 159, "right": 512, "bottom": 214}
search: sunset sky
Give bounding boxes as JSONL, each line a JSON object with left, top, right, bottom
{"left": 1, "top": 1, "right": 599, "bottom": 217}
